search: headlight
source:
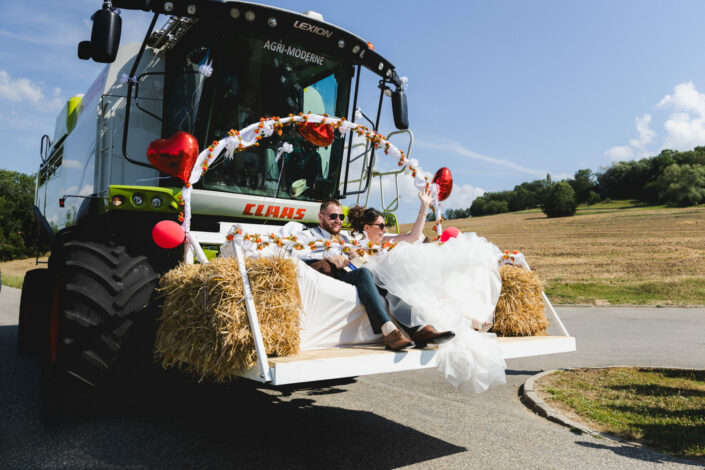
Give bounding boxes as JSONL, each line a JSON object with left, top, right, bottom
{"left": 132, "top": 194, "right": 145, "bottom": 206}
{"left": 111, "top": 195, "right": 124, "bottom": 207}
{"left": 151, "top": 196, "right": 163, "bottom": 209}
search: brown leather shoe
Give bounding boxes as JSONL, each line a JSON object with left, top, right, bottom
{"left": 384, "top": 329, "right": 415, "bottom": 351}
{"left": 411, "top": 325, "right": 455, "bottom": 348}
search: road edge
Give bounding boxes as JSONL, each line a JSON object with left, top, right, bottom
{"left": 521, "top": 369, "right": 644, "bottom": 447}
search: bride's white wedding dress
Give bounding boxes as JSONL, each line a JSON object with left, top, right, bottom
{"left": 363, "top": 233, "right": 507, "bottom": 393}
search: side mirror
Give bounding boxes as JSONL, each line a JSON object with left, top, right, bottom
{"left": 78, "top": 5, "right": 122, "bottom": 63}
{"left": 391, "top": 89, "right": 409, "bottom": 130}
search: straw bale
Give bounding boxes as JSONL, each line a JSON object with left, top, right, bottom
{"left": 154, "top": 256, "right": 302, "bottom": 381}
{"left": 492, "top": 265, "right": 549, "bottom": 336}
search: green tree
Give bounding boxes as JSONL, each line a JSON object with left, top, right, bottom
{"left": 0, "top": 170, "right": 38, "bottom": 261}
{"left": 542, "top": 181, "right": 577, "bottom": 217}
{"left": 470, "top": 196, "right": 487, "bottom": 217}
{"left": 568, "top": 169, "right": 598, "bottom": 204}
{"left": 483, "top": 199, "right": 508, "bottom": 215}
{"left": 656, "top": 164, "right": 705, "bottom": 206}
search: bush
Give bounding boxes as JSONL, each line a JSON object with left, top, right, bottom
{"left": 542, "top": 182, "right": 577, "bottom": 217}
{"left": 483, "top": 199, "right": 509, "bottom": 215}
{"left": 656, "top": 163, "right": 705, "bottom": 206}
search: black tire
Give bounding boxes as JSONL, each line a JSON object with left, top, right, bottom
{"left": 41, "top": 237, "right": 162, "bottom": 416}
{"left": 18, "top": 269, "right": 51, "bottom": 357}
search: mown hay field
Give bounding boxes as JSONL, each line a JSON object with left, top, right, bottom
{"left": 405, "top": 203, "right": 705, "bottom": 305}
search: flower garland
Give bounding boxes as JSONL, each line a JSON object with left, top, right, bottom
{"left": 180, "top": 113, "right": 445, "bottom": 262}
{"left": 222, "top": 224, "right": 400, "bottom": 258}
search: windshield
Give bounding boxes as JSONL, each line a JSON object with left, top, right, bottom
{"left": 164, "top": 26, "right": 352, "bottom": 202}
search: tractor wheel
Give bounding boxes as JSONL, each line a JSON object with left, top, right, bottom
{"left": 18, "top": 269, "right": 51, "bottom": 357}
{"left": 41, "top": 237, "right": 162, "bottom": 415}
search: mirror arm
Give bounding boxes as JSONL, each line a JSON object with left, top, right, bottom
{"left": 121, "top": 13, "right": 159, "bottom": 169}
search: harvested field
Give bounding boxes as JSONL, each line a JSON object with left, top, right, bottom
{"left": 0, "top": 256, "right": 48, "bottom": 288}
{"left": 405, "top": 203, "right": 705, "bottom": 305}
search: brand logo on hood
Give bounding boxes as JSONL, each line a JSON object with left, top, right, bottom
{"left": 293, "top": 20, "right": 333, "bottom": 38}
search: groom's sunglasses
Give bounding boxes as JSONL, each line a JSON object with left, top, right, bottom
{"left": 326, "top": 213, "right": 345, "bottom": 221}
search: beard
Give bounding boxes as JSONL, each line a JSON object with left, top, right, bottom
{"left": 321, "top": 218, "right": 342, "bottom": 235}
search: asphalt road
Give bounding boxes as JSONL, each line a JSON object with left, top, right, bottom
{"left": 1, "top": 285, "right": 703, "bottom": 469}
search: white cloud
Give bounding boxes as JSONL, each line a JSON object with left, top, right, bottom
{"left": 0, "top": 70, "right": 44, "bottom": 104}
{"left": 442, "top": 183, "right": 485, "bottom": 209}
{"left": 629, "top": 114, "right": 655, "bottom": 148}
{"left": 656, "top": 82, "right": 705, "bottom": 151}
{"left": 605, "top": 145, "right": 635, "bottom": 161}
{"left": 661, "top": 112, "right": 705, "bottom": 151}
{"left": 604, "top": 114, "right": 655, "bottom": 161}
{"left": 415, "top": 139, "right": 546, "bottom": 177}
{"left": 0, "top": 70, "right": 64, "bottom": 110}
{"left": 657, "top": 82, "right": 705, "bottom": 115}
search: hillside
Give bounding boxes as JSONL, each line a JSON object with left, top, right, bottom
{"left": 404, "top": 202, "right": 705, "bottom": 305}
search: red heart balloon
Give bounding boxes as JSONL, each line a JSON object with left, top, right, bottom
{"left": 297, "top": 122, "right": 335, "bottom": 147}
{"left": 147, "top": 131, "right": 200, "bottom": 184}
{"left": 433, "top": 167, "right": 453, "bottom": 201}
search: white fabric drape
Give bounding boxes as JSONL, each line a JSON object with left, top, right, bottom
{"left": 363, "top": 234, "right": 507, "bottom": 393}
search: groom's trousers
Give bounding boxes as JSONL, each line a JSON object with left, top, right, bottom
{"left": 334, "top": 268, "right": 390, "bottom": 334}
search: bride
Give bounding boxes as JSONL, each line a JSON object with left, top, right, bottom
{"left": 347, "top": 190, "right": 507, "bottom": 393}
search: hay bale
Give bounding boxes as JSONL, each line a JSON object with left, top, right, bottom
{"left": 492, "top": 265, "right": 549, "bottom": 336}
{"left": 154, "top": 256, "right": 302, "bottom": 381}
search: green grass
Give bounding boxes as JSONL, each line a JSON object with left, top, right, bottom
{"left": 0, "top": 272, "right": 23, "bottom": 289}
{"left": 546, "top": 279, "right": 705, "bottom": 305}
{"left": 539, "top": 368, "right": 705, "bottom": 460}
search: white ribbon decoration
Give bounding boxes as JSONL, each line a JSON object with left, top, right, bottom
{"left": 180, "top": 113, "right": 445, "bottom": 262}
{"left": 400, "top": 76, "right": 409, "bottom": 90}
{"left": 198, "top": 59, "right": 213, "bottom": 78}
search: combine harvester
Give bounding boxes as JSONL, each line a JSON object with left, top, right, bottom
{"left": 19, "top": 0, "right": 574, "bottom": 411}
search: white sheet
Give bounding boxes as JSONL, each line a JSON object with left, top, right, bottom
{"left": 296, "top": 259, "right": 383, "bottom": 350}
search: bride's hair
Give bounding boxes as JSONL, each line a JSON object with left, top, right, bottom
{"left": 348, "top": 205, "right": 384, "bottom": 236}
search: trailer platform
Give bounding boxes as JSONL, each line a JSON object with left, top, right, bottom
{"left": 237, "top": 335, "right": 576, "bottom": 385}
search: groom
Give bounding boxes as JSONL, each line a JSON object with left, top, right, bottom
{"left": 294, "top": 200, "right": 454, "bottom": 351}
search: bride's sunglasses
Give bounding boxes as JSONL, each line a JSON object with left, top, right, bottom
{"left": 326, "top": 213, "right": 345, "bottom": 221}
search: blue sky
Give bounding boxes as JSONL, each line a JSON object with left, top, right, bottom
{"left": 3, "top": 1, "right": 705, "bottom": 221}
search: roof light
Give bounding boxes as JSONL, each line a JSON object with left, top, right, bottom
{"left": 230, "top": 7, "right": 240, "bottom": 18}
{"left": 378, "top": 62, "right": 384, "bottom": 71}
{"left": 303, "top": 10, "right": 324, "bottom": 21}
{"left": 338, "top": 39, "right": 345, "bottom": 49}
{"left": 352, "top": 45, "right": 360, "bottom": 54}
{"left": 163, "top": 1, "right": 174, "bottom": 12}
{"left": 186, "top": 4, "right": 196, "bottom": 15}
{"left": 386, "top": 69, "right": 392, "bottom": 77}
{"left": 268, "top": 17, "right": 277, "bottom": 27}
{"left": 245, "top": 10, "right": 255, "bottom": 21}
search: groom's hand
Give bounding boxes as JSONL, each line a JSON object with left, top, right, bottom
{"left": 327, "top": 254, "right": 349, "bottom": 269}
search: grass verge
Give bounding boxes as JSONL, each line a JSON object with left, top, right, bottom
{"left": 537, "top": 367, "right": 705, "bottom": 461}
{"left": 546, "top": 278, "right": 705, "bottom": 305}
{"left": 1, "top": 272, "right": 24, "bottom": 289}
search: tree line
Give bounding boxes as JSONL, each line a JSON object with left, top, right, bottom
{"left": 0, "top": 169, "right": 42, "bottom": 261}
{"left": 441, "top": 146, "right": 705, "bottom": 220}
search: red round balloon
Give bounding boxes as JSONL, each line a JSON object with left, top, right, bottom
{"left": 152, "top": 220, "right": 186, "bottom": 249}
{"left": 440, "top": 226, "right": 461, "bottom": 243}
{"left": 147, "top": 131, "right": 200, "bottom": 184}
{"left": 432, "top": 167, "right": 453, "bottom": 201}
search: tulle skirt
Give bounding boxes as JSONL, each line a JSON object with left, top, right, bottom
{"left": 364, "top": 233, "right": 507, "bottom": 393}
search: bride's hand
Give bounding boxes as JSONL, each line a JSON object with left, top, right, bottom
{"left": 418, "top": 188, "right": 433, "bottom": 208}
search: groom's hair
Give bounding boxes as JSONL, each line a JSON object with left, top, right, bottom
{"left": 319, "top": 200, "right": 341, "bottom": 213}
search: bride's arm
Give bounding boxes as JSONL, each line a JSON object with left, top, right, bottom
{"left": 384, "top": 189, "right": 432, "bottom": 244}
